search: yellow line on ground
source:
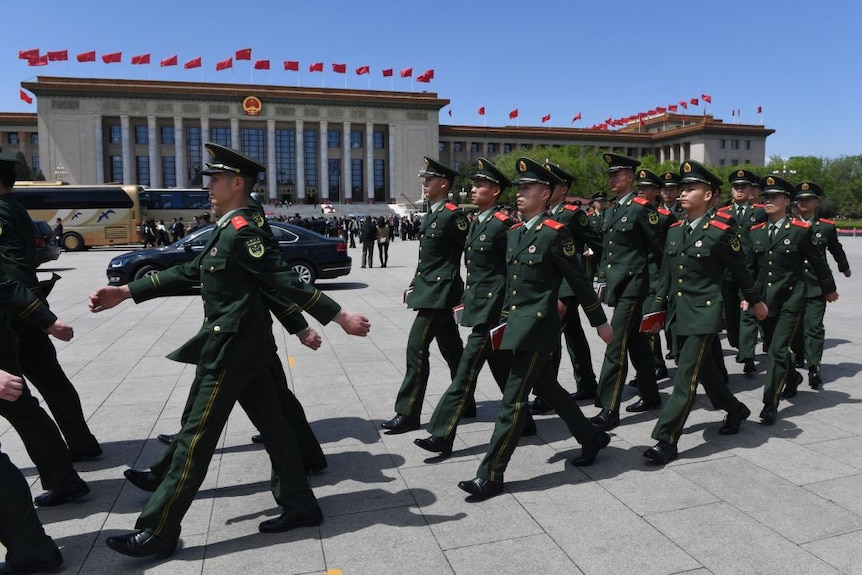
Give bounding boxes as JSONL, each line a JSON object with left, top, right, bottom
{"left": 326, "top": 570, "right": 343, "bottom": 575}
{"left": 287, "top": 355, "right": 296, "bottom": 367}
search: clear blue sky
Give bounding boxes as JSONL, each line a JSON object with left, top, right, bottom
{"left": 6, "top": 0, "right": 860, "bottom": 160}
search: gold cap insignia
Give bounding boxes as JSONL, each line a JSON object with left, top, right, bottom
{"left": 766, "top": 177, "right": 775, "bottom": 186}
{"left": 518, "top": 160, "right": 527, "bottom": 172}
{"left": 683, "top": 162, "right": 692, "bottom": 173}
{"left": 603, "top": 154, "right": 612, "bottom": 163}
{"left": 665, "top": 173, "right": 672, "bottom": 180}
{"left": 477, "top": 159, "right": 484, "bottom": 169}
{"left": 639, "top": 170, "right": 646, "bottom": 178}
{"left": 737, "top": 170, "right": 745, "bottom": 177}
{"left": 423, "top": 157, "right": 430, "bottom": 167}
{"left": 801, "top": 183, "right": 810, "bottom": 190}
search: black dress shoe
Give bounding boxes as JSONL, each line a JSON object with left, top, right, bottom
{"left": 380, "top": 414, "right": 420, "bottom": 434}
{"left": 743, "top": 359, "right": 757, "bottom": 373}
{"left": 457, "top": 477, "right": 504, "bottom": 500}
{"left": 464, "top": 399, "right": 477, "bottom": 418}
{"left": 124, "top": 468, "right": 162, "bottom": 492}
{"left": 259, "top": 505, "right": 323, "bottom": 533}
{"left": 571, "top": 432, "right": 611, "bottom": 466}
{"left": 251, "top": 434, "right": 264, "bottom": 444}
{"left": 794, "top": 354, "right": 806, "bottom": 368}
{"left": 69, "top": 444, "right": 103, "bottom": 462}
{"left": 759, "top": 404, "right": 778, "bottom": 425}
{"left": 34, "top": 478, "right": 89, "bottom": 507}
{"left": 106, "top": 530, "right": 176, "bottom": 559}
{"left": 0, "top": 549, "right": 63, "bottom": 575}
{"left": 590, "top": 409, "right": 619, "bottom": 431}
{"left": 735, "top": 355, "right": 746, "bottom": 364}
{"left": 625, "top": 398, "right": 661, "bottom": 413}
{"left": 157, "top": 433, "right": 175, "bottom": 445}
{"left": 528, "top": 397, "right": 550, "bottom": 415}
{"left": 781, "top": 370, "right": 803, "bottom": 399}
{"left": 522, "top": 419, "right": 537, "bottom": 437}
{"left": 718, "top": 403, "right": 751, "bottom": 435}
{"left": 809, "top": 366, "right": 822, "bottom": 389}
{"left": 571, "top": 389, "right": 597, "bottom": 401}
{"left": 305, "top": 460, "right": 328, "bottom": 474}
{"left": 643, "top": 441, "right": 678, "bottom": 464}
{"left": 627, "top": 376, "right": 640, "bottom": 388}
{"left": 655, "top": 365, "right": 669, "bottom": 380}
{"left": 414, "top": 434, "right": 454, "bottom": 455}
{"left": 665, "top": 351, "right": 675, "bottom": 360}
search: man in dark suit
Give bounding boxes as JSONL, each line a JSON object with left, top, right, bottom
{"left": 359, "top": 217, "right": 378, "bottom": 268}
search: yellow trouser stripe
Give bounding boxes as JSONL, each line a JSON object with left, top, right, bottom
{"left": 669, "top": 336, "right": 709, "bottom": 444}
{"left": 488, "top": 352, "right": 539, "bottom": 480}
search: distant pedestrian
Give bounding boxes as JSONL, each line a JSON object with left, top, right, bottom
{"left": 376, "top": 217, "right": 390, "bottom": 267}
{"left": 360, "top": 217, "right": 377, "bottom": 268}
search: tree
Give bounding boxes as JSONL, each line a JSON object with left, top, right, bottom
{"left": 14, "top": 152, "right": 32, "bottom": 181}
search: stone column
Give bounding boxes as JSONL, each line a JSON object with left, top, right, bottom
{"left": 320, "top": 120, "right": 329, "bottom": 201}
{"left": 94, "top": 114, "right": 104, "bottom": 184}
{"left": 230, "top": 117, "right": 240, "bottom": 150}
{"left": 342, "top": 121, "right": 351, "bottom": 202}
{"left": 120, "top": 114, "right": 131, "bottom": 184}
{"left": 388, "top": 129, "right": 396, "bottom": 203}
{"left": 174, "top": 116, "right": 186, "bottom": 187}
{"left": 365, "top": 122, "right": 374, "bottom": 202}
{"left": 295, "top": 119, "right": 305, "bottom": 202}
{"left": 267, "top": 118, "right": 277, "bottom": 201}
{"left": 147, "top": 115, "right": 159, "bottom": 187}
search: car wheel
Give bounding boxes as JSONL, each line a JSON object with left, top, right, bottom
{"left": 133, "top": 264, "right": 163, "bottom": 281}
{"left": 289, "top": 260, "right": 317, "bottom": 284}
{"left": 61, "top": 232, "right": 85, "bottom": 251}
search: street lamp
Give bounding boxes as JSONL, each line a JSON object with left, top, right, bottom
{"left": 772, "top": 162, "right": 797, "bottom": 179}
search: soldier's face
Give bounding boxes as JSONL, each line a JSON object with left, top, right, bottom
{"left": 731, "top": 183, "right": 752, "bottom": 203}
{"left": 471, "top": 178, "right": 500, "bottom": 210}
{"left": 796, "top": 196, "right": 818, "bottom": 217}
{"left": 422, "top": 176, "right": 449, "bottom": 202}
{"left": 661, "top": 186, "right": 679, "bottom": 204}
{"left": 679, "top": 183, "right": 712, "bottom": 212}
{"left": 608, "top": 169, "right": 634, "bottom": 195}
{"left": 762, "top": 193, "right": 790, "bottom": 217}
{"left": 549, "top": 184, "right": 568, "bottom": 205}
{"left": 637, "top": 185, "right": 660, "bottom": 203}
{"left": 516, "top": 183, "right": 550, "bottom": 218}
{"left": 207, "top": 172, "right": 244, "bottom": 218}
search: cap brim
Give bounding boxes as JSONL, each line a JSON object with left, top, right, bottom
{"left": 795, "top": 192, "right": 818, "bottom": 199}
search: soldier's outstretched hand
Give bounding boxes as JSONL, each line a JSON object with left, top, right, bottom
{"left": 298, "top": 328, "right": 322, "bottom": 350}
{"left": 824, "top": 291, "right": 839, "bottom": 303}
{"left": 89, "top": 285, "right": 131, "bottom": 312}
{"left": 47, "top": 320, "right": 74, "bottom": 341}
{"left": 596, "top": 322, "right": 613, "bottom": 344}
{"left": 334, "top": 311, "right": 371, "bottom": 337}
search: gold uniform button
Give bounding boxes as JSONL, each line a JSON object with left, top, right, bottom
{"left": 677, "top": 291, "right": 683, "bottom": 297}
{"left": 416, "top": 271, "right": 422, "bottom": 275}
{"left": 513, "top": 274, "right": 518, "bottom": 280}
{"left": 511, "top": 305, "right": 517, "bottom": 310}
{"left": 204, "top": 317, "right": 209, "bottom": 323}
{"left": 678, "top": 278, "right": 683, "bottom": 283}
{"left": 466, "top": 272, "right": 471, "bottom": 277}
{"left": 767, "top": 282, "right": 773, "bottom": 287}
{"left": 706, "top": 300, "right": 712, "bottom": 306}
{"left": 608, "top": 240, "right": 613, "bottom": 245}
{"left": 607, "top": 264, "right": 612, "bottom": 268}
{"left": 487, "top": 292, "right": 493, "bottom": 298}
{"left": 513, "top": 259, "right": 518, "bottom": 264}
{"left": 512, "top": 290, "right": 517, "bottom": 295}
{"left": 536, "top": 311, "right": 543, "bottom": 318}
{"left": 209, "top": 266, "right": 215, "bottom": 272}
{"left": 678, "top": 265, "right": 684, "bottom": 270}
{"left": 213, "top": 325, "right": 221, "bottom": 332}
{"left": 466, "top": 285, "right": 471, "bottom": 290}
{"left": 436, "top": 276, "right": 441, "bottom": 281}
{"left": 467, "top": 247, "right": 472, "bottom": 251}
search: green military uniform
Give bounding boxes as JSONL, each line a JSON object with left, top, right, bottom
{"left": 594, "top": 154, "right": 664, "bottom": 427}
{"left": 584, "top": 191, "right": 607, "bottom": 279}
{"left": 473, "top": 159, "right": 609, "bottom": 485}
{"left": 746, "top": 176, "right": 836, "bottom": 423}
{"left": 387, "top": 158, "right": 468, "bottom": 427}
{"left": 645, "top": 161, "right": 762, "bottom": 456}
{"left": 659, "top": 171, "right": 684, "bottom": 358}
{"left": 790, "top": 181, "right": 850, "bottom": 387}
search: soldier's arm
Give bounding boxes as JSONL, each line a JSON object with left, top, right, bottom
{"left": 643, "top": 250, "right": 672, "bottom": 316}
{"left": 800, "top": 227, "right": 837, "bottom": 297}
{"left": 636, "top": 205, "right": 665, "bottom": 268}
{"left": 0, "top": 209, "right": 38, "bottom": 289}
{"left": 0, "top": 272, "right": 58, "bottom": 330}
{"left": 551, "top": 229, "right": 607, "bottom": 328}
{"left": 824, "top": 223, "right": 850, "bottom": 275}
{"left": 715, "top": 227, "right": 762, "bottom": 307}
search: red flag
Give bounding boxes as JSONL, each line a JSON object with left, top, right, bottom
{"left": 400, "top": 67, "right": 412, "bottom": 78}
{"left": 18, "top": 49, "right": 39, "bottom": 60}
{"left": 423, "top": 69, "right": 435, "bottom": 79}
{"left": 416, "top": 71, "right": 432, "bottom": 83}
{"left": 679, "top": 100, "right": 688, "bottom": 109}
{"left": 160, "top": 55, "right": 178, "bottom": 67}
{"left": 757, "top": 105, "right": 763, "bottom": 114}
{"left": 47, "top": 50, "right": 68, "bottom": 62}
{"left": 689, "top": 97, "right": 699, "bottom": 106}
{"left": 605, "top": 116, "right": 612, "bottom": 124}
{"left": 356, "top": 65, "right": 370, "bottom": 75}
{"left": 509, "top": 109, "right": 518, "bottom": 119}
{"left": 131, "top": 53, "right": 150, "bottom": 65}
{"left": 284, "top": 60, "right": 299, "bottom": 71}
{"left": 478, "top": 106, "right": 485, "bottom": 116}
{"left": 572, "top": 112, "right": 581, "bottom": 123}
{"left": 656, "top": 106, "right": 666, "bottom": 113}
{"left": 19, "top": 90, "right": 33, "bottom": 104}
{"left": 28, "top": 55, "right": 49, "bottom": 67}
{"left": 382, "top": 68, "right": 393, "bottom": 77}
{"left": 668, "top": 104, "right": 678, "bottom": 112}
{"left": 332, "top": 63, "right": 347, "bottom": 73}
{"left": 701, "top": 93, "right": 712, "bottom": 103}
{"left": 102, "top": 52, "right": 122, "bottom": 64}
{"left": 235, "top": 48, "right": 252, "bottom": 60}
{"left": 215, "top": 57, "right": 233, "bottom": 71}
{"left": 254, "top": 59, "right": 270, "bottom": 70}
{"left": 639, "top": 117, "right": 646, "bottom": 127}
{"left": 541, "top": 113, "right": 551, "bottom": 123}
{"left": 184, "top": 56, "right": 202, "bottom": 69}
{"left": 309, "top": 62, "right": 324, "bottom": 72}
{"left": 77, "top": 51, "right": 96, "bottom": 62}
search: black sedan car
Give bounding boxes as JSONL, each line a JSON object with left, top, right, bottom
{"left": 106, "top": 222, "right": 351, "bottom": 286}
{"left": 33, "top": 220, "right": 62, "bottom": 266}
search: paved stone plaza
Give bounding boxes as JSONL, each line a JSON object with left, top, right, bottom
{"left": 3, "top": 237, "right": 862, "bottom": 575}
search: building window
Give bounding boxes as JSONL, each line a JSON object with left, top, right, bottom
{"left": 719, "top": 159, "right": 726, "bottom": 166}
{"left": 32, "top": 155, "right": 40, "bottom": 174}
{"left": 160, "top": 126, "right": 174, "bottom": 145}
{"left": 373, "top": 159, "right": 385, "bottom": 201}
{"left": 109, "top": 155, "right": 123, "bottom": 183}
{"left": 731, "top": 159, "right": 739, "bottom": 166}
{"left": 453, "top": 142, "right": 463, "bottom": 152}
{"left": 328, "top": 158, "right": 341, "bottom": 200}
{"left": 503, "top": 143, "right": 513, "bottom": 153}
{"left": 275, "top": 129, "right": 296, "bottom": 191}
{"left": 162, "top": 156, "right": 176, "bottom": 187}
{"left": 350, "top": 130, "right": 363, "bottom": 149}
{"left": 438, "top": 142, "right": 447, "bottom": 152}
{"left": 304, "top": 130, "right": 318, "bottom": 192}
{"left": 731, "top": 139, "right": 739, "bottom": 150}
{"left": 187, "top": 127, "right": 202, "bottom": 186}
{"left": 520, "top": 143, "right": 531, "bottom": 150}
{"left": 136, "top": 156, "right": 150, "bottom": 186}
{"left": 373, "top": 131, "right": 385, "bottom": 149}
{"left": 108, "top": 125, "right": 121, "bottom": 144}
{"left": 351, "top": 158, "right": 363, "bottom": 197}
{"left": 327, "top": 129, "right": 341, "bottom": 148}
{"left": 6, "top": 133, "right": 18, "bottom": 145}
{"left": 242, "top": 128, "right": 267, "bottom": 188}
{"left": 453, "top": 161, "right": 462, "bottom": 171}
{"left": 30, "top": 133, "right": 38, "bottom": 145}
{"left": 719, "top": 139, "right": 726, "bottom": 149}
{"left": 487, "top": 143, "right": 497, "bottom": 154}
{"left": 745, "top": 140, "right": 751, "bottom": 150}
{"left": 134, "top": 126, "right": 148, "bottom": 145}
{"left": 210, "top": 127, "right": 231, "bottom": 147}
{"left": 470, "top": 142, "right": 481, "bottom": 153}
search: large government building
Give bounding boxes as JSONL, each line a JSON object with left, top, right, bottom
{"left": 4, "top": 76, "right": 773, "bottom": 204}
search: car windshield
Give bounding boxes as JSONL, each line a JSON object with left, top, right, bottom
{"left": 178, "top": 226, "right": 214, "bottom": 248}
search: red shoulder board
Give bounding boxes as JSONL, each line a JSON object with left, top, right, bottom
{"left": 709, "top": 219, "right": 730, "bottom": 231}
{"left": 658, "top": 207, "right": 671, "bottom": 216}
{"left": 543, "top": 218, "right": 565, "bottom": 231}
{"left": 714, "top": 211, "right": 732, "bottom": 221}
{"left": 753, "top": 203, "right": 765, "bottom": 208}
{"left": 231, "top": 215, "right": 249, "bottom": 230}
{"left": 493, "top": 211, "right": 510, "bottom": 222}
{"left": 510, "top": 221, "right": 524, "bottom": 230}
{"left": 750, "top": 222, "right": 767, "bottom": 231}
{"left": 670, "top": 220, "right": 685, "bottom": 228}
{"left": 563, "top": 204, "right": 579, "bottom": 211}
{"left": 717, "top": 205, "right": 732, "bottom": 212}
{"left": 819, "top": 218, "right": 835, "bottom": 225}
{"left": 791, "top": 220, "right": 810, "bottom": 229}
{"left": 444, "top": 202, "right": 458, "bottom": 211}
{"left": 632, "top": 197, "right": 649, "bottom": 206}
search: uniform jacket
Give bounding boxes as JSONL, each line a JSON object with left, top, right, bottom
{"left": 747, "top": 219, "right": 836, "bottom": 317}
{"left": 129, "top": 208, "right": 341, "bottom": 369}
{"left": 597, "top": 194, "right": 664, "bottom": 306}
{"left": 408, "top": 202, "right": 468, "bottom": 309}
{"left": 500, "top": 218, "right": 606, "bottom": 351}
{"left": 718, "top": 203, "right": 766, "bottom": 237}
{"left": 461, "top": 210, "right": 513, "bottom": 326}
{"left": 798, "top": 215, "right": 849, "bottom": 297}
{"left": 548, "top": 202, "right": 603, "bottom": 299}
{"left": 0, "top": 194, "right": 40, "bottom": 292}
{"left": 647, "top": 205, "right": 678, "bottom": 295}
{"left": 645, "top": 218, "right": 760, "bottom": 336}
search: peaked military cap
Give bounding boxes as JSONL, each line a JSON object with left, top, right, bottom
{"left": 544, "top": 162, "right": 576, "bottom": 187}
{"left": 795, "top": 181, "right": 822, "bottom": 199}
{"left": 659, "top": 171, "right": 681, "bottom": 187}
{"left": 728, "top": 169, "right": 760, "bottom": 185}
{"left": 201, "top": 143, "right": 266, "bottom": 178}
{"left": 513, "top": 157, "right": 562, "bottom": 188}
{"left": 471, "top": 157, "right": 511, "bottom": 189}
{"left": 418, "top": 156, "right": 458, "bottom": 182}
{"left": 635, "top": 169, "right": 663, "bottom": 188}
{"left": 679, "top": 160, "right": 722, "bottom": 189}
{"left": 759, "top": 174, "right": 795, "bottom": 198}
{"left": 591, "top": 191, "right": 608, "bottom": 201}
{"left": 0, "top": 153, "right": 20, "bottom": 177}
{"left": 602, "top": 152, "right": 640, "bottom": 174}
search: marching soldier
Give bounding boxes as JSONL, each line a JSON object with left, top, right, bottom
{"left": 791, "top": 181, "right": 850, "bottom": 388}
{"left": 457, "top": 158, "right": 612, "bottom": 501}
{"left": 381, "top": 158, "right": 469, "bottom": 434}
{"left": 745, "top": 175, "right": 837, "bottom": 425}
{"left": 659, "top": 171, "right": 685, "bottom": 217}
{"left": 642, "top": 160, "right": 767, "bottom": 463}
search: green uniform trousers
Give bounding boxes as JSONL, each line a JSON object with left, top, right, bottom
{"left": 652, "top": 334, "right": 743, "bottom": 445}
{"left": 478, "top": 350, "right": 600, "bottom": 482}
{"left": 791, "top": 296, "right": 826, "bottom": 369}
{"left": 0, "top": 448, "right": 59, "bottom": 569}
{"left": 737, "top": 308, "right": 761, "bottom": 361}
{"left": 597, "top": 294, "right": 659, "bottom": 412}
{"left": 761, "top": 312, "right": 803, "bottom": 408}
{"left": 394, "top": 308, "right": 463, "bottom": 417}
{"left": 137, "top": 364, "right": 315, "bottom": 542}
{"left": 722, "top": 281, "right": 742, "bottom": 349}
{"left": 559, "top": 296, "right": 598, "bottom": 393}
